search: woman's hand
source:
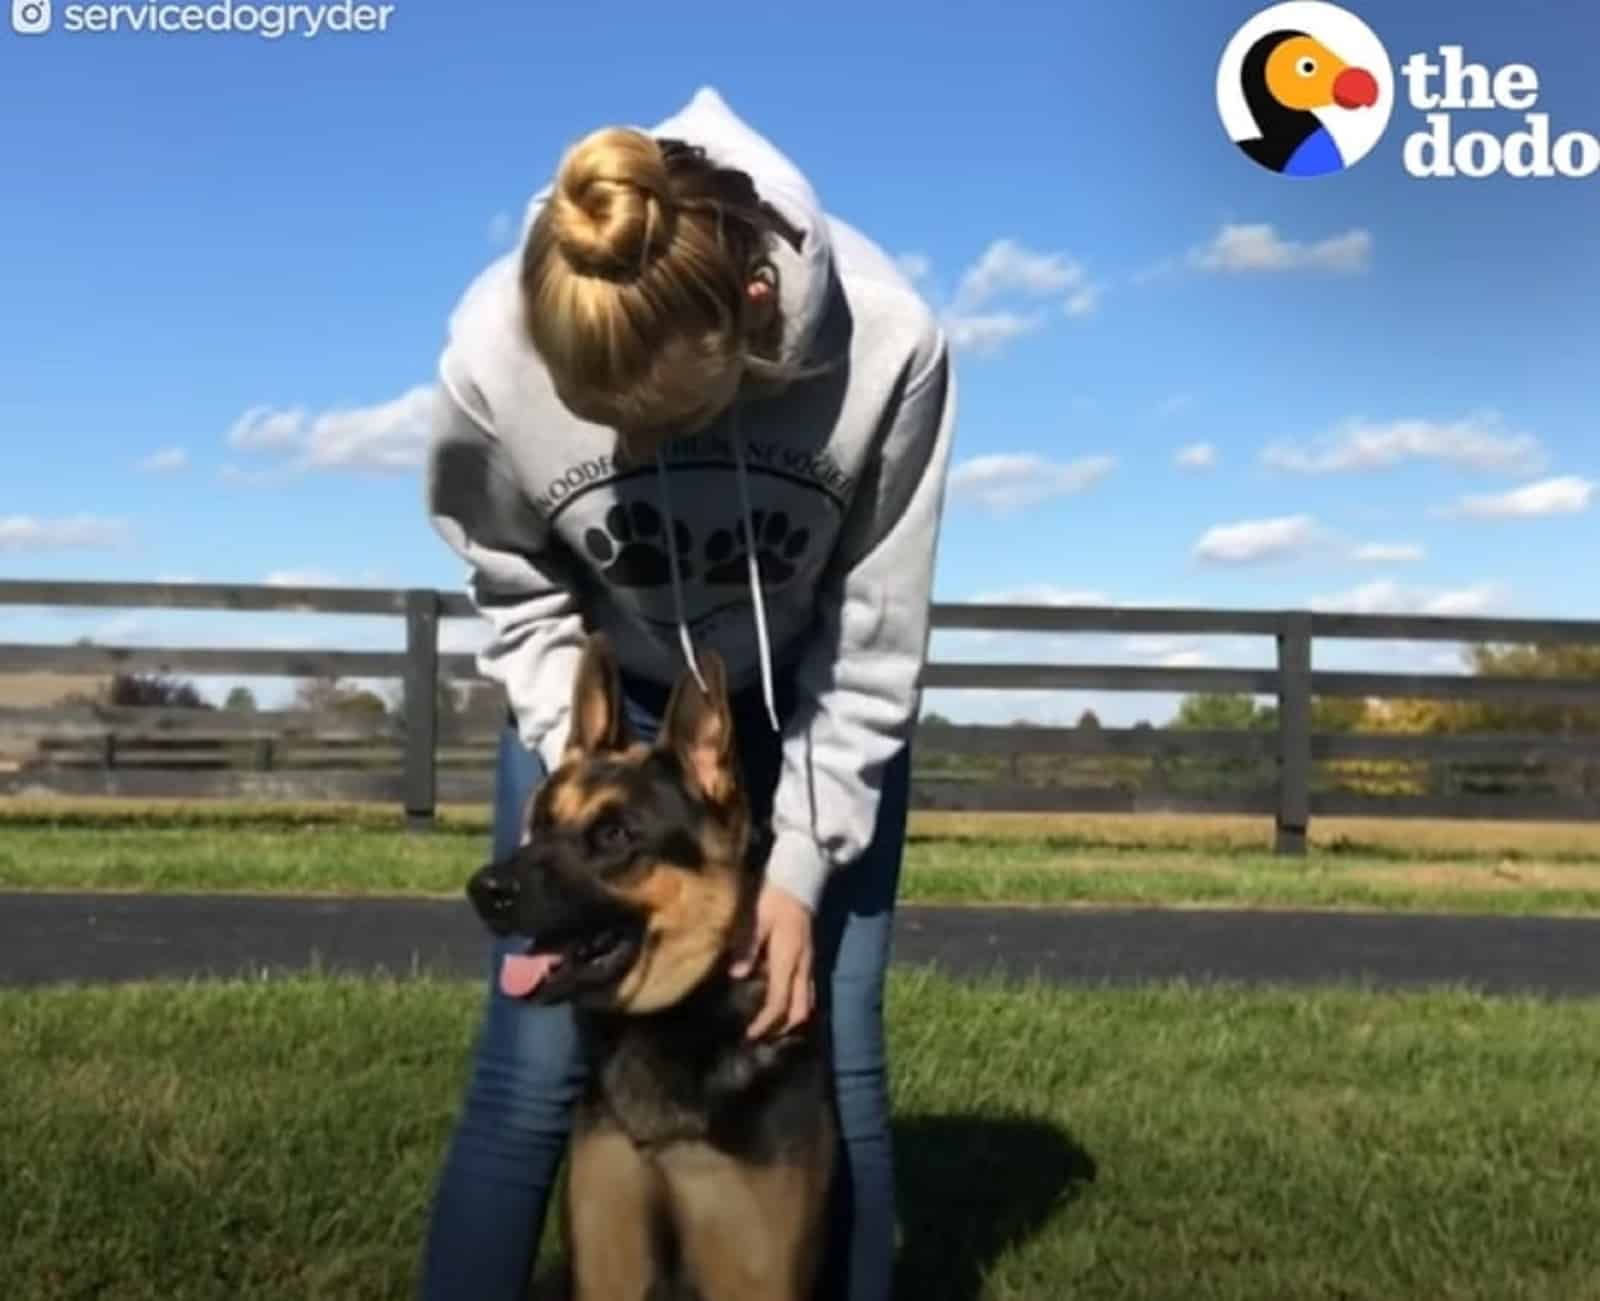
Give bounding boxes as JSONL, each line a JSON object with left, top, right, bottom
{"left": 730, "top": 882, "right": 815, "bottom": 1040}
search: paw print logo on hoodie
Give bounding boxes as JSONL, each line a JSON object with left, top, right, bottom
{"left": 1218, "top": 2, "right": 1393, "bottom": 176}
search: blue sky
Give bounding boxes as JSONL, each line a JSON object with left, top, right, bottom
{"left": 2, "top": 0, "right": 1596, "bottom": 725}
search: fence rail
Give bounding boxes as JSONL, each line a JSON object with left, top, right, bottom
{"left": 3, "top": 580, "right": 1599, "bottom": 851}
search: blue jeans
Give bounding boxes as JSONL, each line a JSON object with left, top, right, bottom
{"left": 420, "top": 677, "right": 909, "bottom": 1300}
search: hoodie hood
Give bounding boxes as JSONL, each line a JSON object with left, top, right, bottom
{"left": 520, "top": 86, "right": 837, "bottom": 373}
{"left": 515, "top": 87, "right": 840, "bottom": 732}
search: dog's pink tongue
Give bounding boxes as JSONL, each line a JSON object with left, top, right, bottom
{"left": 500, "top": 952, "right": 562, "bottom": 999}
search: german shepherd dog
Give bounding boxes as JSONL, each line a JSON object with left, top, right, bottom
{"left": 466, "top": 633, "right": 836, "bottom": 1300}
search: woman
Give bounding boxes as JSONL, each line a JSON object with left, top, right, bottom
{"left": 420, "top": 86, "right": 956, "bottom": 1300}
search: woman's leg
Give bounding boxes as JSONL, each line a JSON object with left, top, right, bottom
{"left": 811, "top": 744, "right": 912, "bottom": 1301}
{"left": 699, "top": 679, "right": 909, "bottom": 1301}
{"left": 418, "top": 722, "right": 586, "bottom": 1301}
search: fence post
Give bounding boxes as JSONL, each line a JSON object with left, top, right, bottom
{"left": 1275, "top": 611, "right": 1312, "bottom": 855}
{"left": 403, "top": 589, "right": 440, "bottom": 831}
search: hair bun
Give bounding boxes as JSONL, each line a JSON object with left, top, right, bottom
{"left": 549, "top": 127, "right": 675, "bottom": 279}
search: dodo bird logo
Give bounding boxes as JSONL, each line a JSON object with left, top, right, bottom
{"left": 1218, "top": 2, "right": 1394, "bottom": 176}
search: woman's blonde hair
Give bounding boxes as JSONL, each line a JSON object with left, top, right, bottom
{"left": 520, "top": 126, "right": 805, "bottom": 444}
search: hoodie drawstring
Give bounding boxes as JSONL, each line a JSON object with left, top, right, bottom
{"left": 652, "top": 449, "right": 708, "bottom": 698}
{"left": 651, "top": 406, "right": 780, "bottom": 733}
{"left": 729, "top": 403, "right": 781, "bottom": 733}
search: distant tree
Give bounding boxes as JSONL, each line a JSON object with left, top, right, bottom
{"left": 1311, "top": 697, "right": 1368, "bottom": 732}
{"left": 293, "top": 676, "right": 388, "bottom": 718}
{"left": 1076, "top": 708, "right": 1102, "bottom": 731}
{"left": 1167, "top": 692, "right": 1274, "bottom": 731}
{"left": 224, "top": 686, "right": 258, "bottom": 713}
{"left": 1366, "top": 697, "right": 1461, "bottom": 734}
{"left": 1460, "top": 642, "right": 1600, "bottom": 733}
{"left": 382, "top": 675, "right": 469, "bottom": 740}
{"left": 452, "top": 679, "right": 507, "bottom": 739}
{"left": 921, "top": 710, "right": 955, "bottom": 728}
{"left": 337, "top": 689, "right": 389, "bottom": 719}
{"left": 109, "top": 672, "right": 211, "bottom": 709}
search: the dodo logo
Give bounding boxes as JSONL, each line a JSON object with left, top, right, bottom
{"left": 1218, "top": 2, "right": 1394, "bottom": 177}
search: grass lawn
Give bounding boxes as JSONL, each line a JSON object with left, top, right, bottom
{"left": 5, "top": 967, "right": 1600, "bottom": 1299}
{"left": 3, "top": 798, "right": 1599, "bottom": 915}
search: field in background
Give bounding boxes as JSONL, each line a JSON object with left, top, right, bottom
{"left": 8, "top": 797, "right": 1600, "bottom": 852}
{"left": 4, "top": 800, "right": 1598, "bottom": 915}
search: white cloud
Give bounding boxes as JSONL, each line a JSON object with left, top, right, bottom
{"left": 1154, "top": 394, "right": 1193, "bottom": 417}
{"left": 1423, "top": 585, "right": 1506, "bottom": 616}
{"left": 935, "top": 238, "right": 1100, "bottom": 356}
{"left": 1448, "top": 475, "right": 1594, "bottom": 520}
{"left": 1263, "top": 413, "right": 1546, "bottom": 476}
{"left": 92, "top": 613, "right": 148, "bottom": 643}
{"left": 896, "top": 252, "right": 932, "bottom": 283}
{"left": 1121, "top": 633, "right": 1186, "bottom": 657}
{"left": 1351, "top": 542, "right": 1425, "bottom": 563}
{"left": 1193, "top": 513, "right": 1321, "bottom": 565}
{"left": 1310, "top": 579, "right": 1506, "bottom": 616}
{"left": 137, "top": 446, "right": 188, "bottom": 473}
{"left": 948, "top": 453, "right": 1116, "bottom": 513}
{"left": 1188, "top": 223, "right": 1373, "bottom": 274}
{"left": 943, "top": 312, "right": 1043, "bottom": 358}
{"left": 227, "top": 405, "right": 306, "bottom": 451}
{"left": 1119, "top": 634, "right": 1218, "bottom": 669}
{"left": 1157, "top": 648, "right": 1216, "bottom": 669}
{"left": 298, "top": 386, "right": 436, "bottom": 472}
{"left": 1063, "top": 286, "right": 1100, "bottom": 318}
{"left": 487, "top": 210, "right": 516, "bottom": 246}
{"left": 0, "top": 514, "right": 131, "bottom": 552}
{"left": 952, "top": 238, "right": 1091, "bottom": 312}
{"left": 969, "top": 584, "right": 1113, "bottom": 607}
{"left": 264, "top": 569, "right": 345, "bottom": 588}
{"left": 936, "top": 586, "right": 1114, "bottom": 652}
{"left": 1174, "top": 441, "right": 1217, "bottom": 470}
{"left": 224, "top": 385, "right": 437, "bottom": 475}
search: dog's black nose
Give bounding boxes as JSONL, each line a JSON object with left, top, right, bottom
{"left": 467, "top": 865, "right": 520, "bottom": 927}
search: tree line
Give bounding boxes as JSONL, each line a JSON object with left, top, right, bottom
{"left": 920, "top": 642, "right": 1599, "bottom": 799}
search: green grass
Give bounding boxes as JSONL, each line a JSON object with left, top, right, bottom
{"left": 5, "top": 968, "right": 1600, "bottom": 1299}
{"left": 4, "top": 800, "right": 1600, "bottom": 915}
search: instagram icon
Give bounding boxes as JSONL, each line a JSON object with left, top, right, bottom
{"left": 12, "top": 0, "right": 51, "bottom": 32}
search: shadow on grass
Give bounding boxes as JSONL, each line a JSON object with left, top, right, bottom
{"left": 892, "top": 1111, "right": 1096, "bottom": 1301}
{"left": 525, "top": 1112, "right": 1094, "bottom": 1301}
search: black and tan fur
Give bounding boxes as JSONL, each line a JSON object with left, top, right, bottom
{"left": 466, "top": 634, "right": 836, "bottom": 1301}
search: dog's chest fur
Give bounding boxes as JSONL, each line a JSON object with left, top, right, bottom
{"left": 576, "top": 972, "right": 827, "bottom": 1159}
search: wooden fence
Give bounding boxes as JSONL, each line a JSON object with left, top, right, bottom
{"left": 2, "top": 579, "right": 1599, "bottom": 853}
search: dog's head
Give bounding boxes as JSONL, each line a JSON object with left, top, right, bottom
{"left": 467, "top": 633, "right": 754, "bottom": 1014}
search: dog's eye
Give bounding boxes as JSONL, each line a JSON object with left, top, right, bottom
{"left": 589, "top": 816, "right": 634, "bottom": 854}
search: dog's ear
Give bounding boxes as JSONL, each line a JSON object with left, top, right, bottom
{"left": 658, "top": 652, "right": 737, "bottom": 806}
{"left": 563, "top": 634, "right": 625, "bottom": 760}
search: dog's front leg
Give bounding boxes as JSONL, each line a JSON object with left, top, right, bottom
{"left": 567, "top": 1105, "right": 667, "bottom": 1300}
{"left": 657, "top": 1136, "right": 833, "bottom": 1301}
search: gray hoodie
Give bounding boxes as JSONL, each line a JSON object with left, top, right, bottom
{"left": 424, "top": 86, "right": 956, "bottom": 912}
